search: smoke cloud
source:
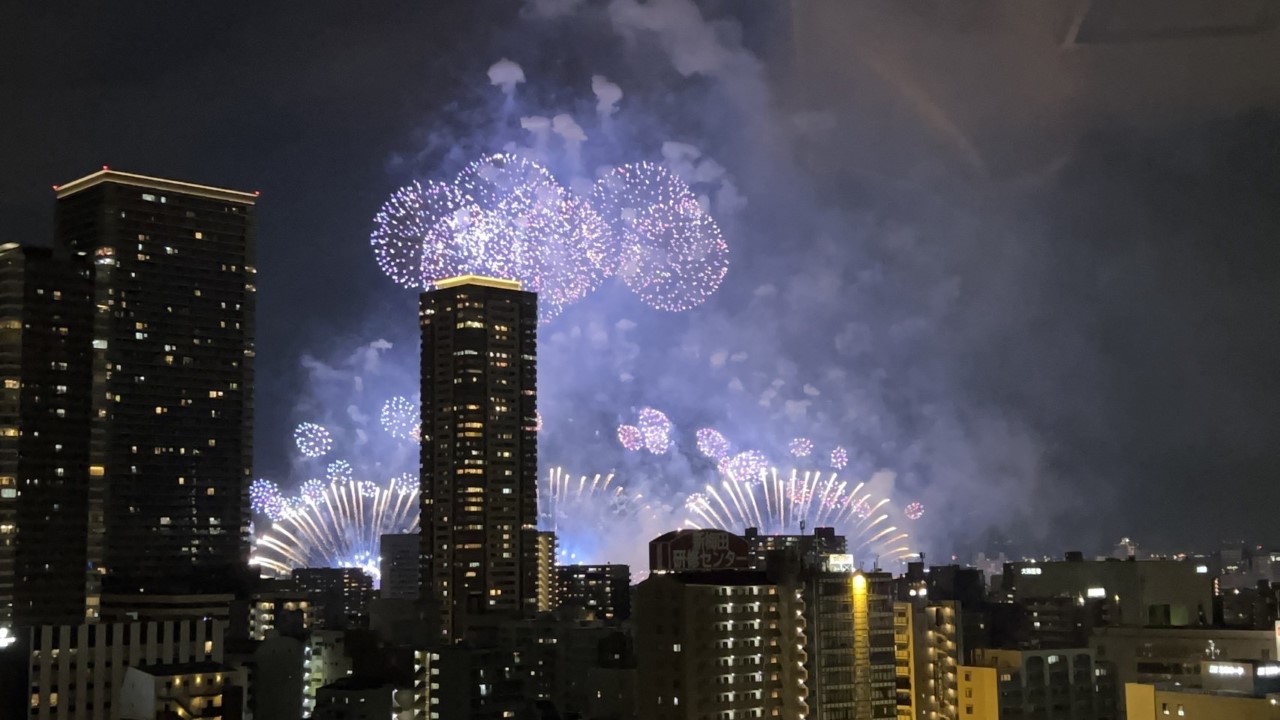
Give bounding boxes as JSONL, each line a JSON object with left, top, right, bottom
{"left": 269, "top": 0, "right": 1280, "bottom": 569}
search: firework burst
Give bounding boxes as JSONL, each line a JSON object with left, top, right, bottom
{"left": 720, "top": 450, "right": 770, "bottom": 482}
{"left": 830, "top": 446, "right": 849, "bottom": 470}
{"left": 636, "top": 407, "right": 673, "bottom": 454}
{"left": 370, "top": 180, "right": 467, "bottom": 290}
{"left": 250, "top": 475, "right": 420, "bottom": 583}
{"left": 327, "top": 460, "right": 353, "bottom": 484}
{"left": 592, "top": 162, "right": 729, "bottom": 312}
{"left": 904, "top": 502, "right": 924, "bottom": 520}
{"left": 293, "top": 422, "right": 333, "bottom": 458}
{"left": 617, "top": 424, "right": 643, "bottom": 452}
{"left": 250, "top": 478, "right": 285, "bottom": 520}
{"left": 695, "top": 427, "right": 731, "bottom": 459}
{"left": 380, "top": 396, "right": 418, "bottom": 440}
{"left": 683, "top": 468, "right": 912, "bottom": 562}
{"left": 789, "top": 437, "right": 814, "bottom": 458}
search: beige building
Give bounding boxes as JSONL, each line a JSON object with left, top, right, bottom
{"left": 958, "top": 665, "right": 998, "bottom": 720}
{"left": 634, "top": 570, "right": 809, "bottom": 720}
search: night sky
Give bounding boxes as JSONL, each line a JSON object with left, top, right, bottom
{"left": 6, "top": 1, "right": 1280, "bottom": 562}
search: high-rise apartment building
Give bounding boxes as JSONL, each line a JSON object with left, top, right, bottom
{"left": 635, "top": 529, "right": 810, "bottom": 720}
{"left": 53, "top": 168, "right": 257, "bottom": 599}
{"left": 0, "top": 245, "right": 94, "bottom": 628}
{"left": 419, "top": 275, "right": 538, "bottom": 641}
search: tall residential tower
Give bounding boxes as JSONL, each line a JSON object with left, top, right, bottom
{"left": 53, "top": 168, "right": 257, "bottom": 601}
{"left": 0, "top": 244, "right": 94, "bottom": 628}
{"left": 419, "top": 275, "right": 538, "bottom": 641}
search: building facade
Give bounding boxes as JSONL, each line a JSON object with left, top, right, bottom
{"left": 292, "top": 567, "right": 373, "bottom": 629}
{"left": 24, "top": 617, "right": 228, "bottom": 720}
{"left": 53, "top": 168, "right": 257, "bottom": 599}
{"left": 558, "top": 564, "right": 631, "bottom": 622}
{"left": 635, "top": 570, "right": 810, "bottom": 720}
{"left": 419, "top": 276, "right": 538, "bottom": 641}
{"left": 379, "top": 533, "right": 420, "bottom": 602}
{"left": 0, "top": 245, "right": 94, "bottom": 629}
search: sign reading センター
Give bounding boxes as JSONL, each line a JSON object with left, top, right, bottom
{"left": 649, "top": 529, "right": 749, "bottom": 573}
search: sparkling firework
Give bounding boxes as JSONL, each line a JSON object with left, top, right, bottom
{"left": 293, "top": 422, "right": 333, "bottom": 458}
{"left": 789, "top": 437, "right": 814, "bottom": 458}
{"left": 684, "top": 468, "right": 912, "bottom": 561}
{"left": 721, "top": 450, "right": 770, "bottom": 482}
{"left": 371, "top": 154, "right": 731, "bottom": 320}
{"left": 904, "top": 502, "right": 924, "bottom": 520}
{"left": 540, "top": 467, "right": 653, "bottom": 564}
{"left": 617, "top": 424, "right": 644, "bottom": 452}
{"left": 250, "top": 476, "right": 420, "bottom": 583}
{"left": 450, "top": 154, "right": 607, "bottom": 320}
{"left": 380, "top": 396, "right": 418, "bottom": 440}
{"left": 592, "top": 162, "right": 729, "bottom": 312}
{"left": 830, "top": 446, "right": 849, "bottom": 470}
{"left": 370, "top": 180, "right": 467, "bottom": 290}
{"left": 636, "top": 407, "right": 673, "bottom": 454}
{"left": 540, "top": 467, "right": 647, "bottom": 527}
{"left": 695, "top": 427, "right": 731, "bottom": 459}
{"left": 250, "top": 478, "right": 284, "bottom": 520}
{"left": 327, "top": 460, "right": 353, "bottom": 484}
{"left": 299, "top": 479, "right": 326, "bottom": 504}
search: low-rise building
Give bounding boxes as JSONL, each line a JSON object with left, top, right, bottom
{"left": 117, "top": 661, "right": 243, "bottom": 720}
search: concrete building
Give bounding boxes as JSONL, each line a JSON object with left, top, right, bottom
{"left": 1003, "top": 557, "right": 1212, "bottom": 628}
{"left": 54, "top": 168, "right": 258, "bottom": 599}
{"left": 557, "top": 564, "right": 631, "bottom": 622}
{"left": 247, "top": 582, "right": 311, "bottom": 640}
{"left": 223, "top": 634, "right": 305, "bottom": 720}
{"left": 117, "top": 661, "right": 243, "bottom": 720}
{"left": 379, "top": 533, "right": 420, "bottom": 602}
{"left": 292, "top": 567, "right": 373, "bottom": 629}
{"left": 970, "top": 648, "right": 1109, "bottom": 720}
{"left": 22, "top": 617, "right": 227, "bottom": 720}
{"left": 413, "top": 640, "right": 545, "bottom": 720}
{"left": 896, "top": 601, "right": 962, "bottom": 720}
{"left": 959, "top": 665, "right": 999, "bottom": 720}
{"left": 743, "top": 525, "right": 846, "bottom": 569}
{"left": 306, "top": 629, "right": 354, "bottom": 716}
{"left": 419, "top": 275, "right": 539, "bottom": 641}
{"left": 635, "top": 569, "right": 810, "bottom": 720}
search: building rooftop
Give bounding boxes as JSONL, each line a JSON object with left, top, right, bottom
{"left": 53, "top": 167, "right": 258, "bottom": 205}
{"left": 433, "top": 274, "right": 523, "bottom": 291}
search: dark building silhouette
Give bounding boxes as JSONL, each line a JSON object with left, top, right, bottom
{"left": 419, "top": 276, "right": 538, "bottom": 641}
{"left": 0, "top": 244, "right": 94, "bottom": 627}
{"left": 53, "top": 168, "right": 257, "bottom": 599}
